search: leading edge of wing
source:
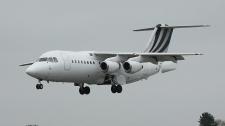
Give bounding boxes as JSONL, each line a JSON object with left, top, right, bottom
{"left": 93, "top": 52, "right": 203, "bottom": 56}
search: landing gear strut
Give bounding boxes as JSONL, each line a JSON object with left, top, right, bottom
{"left": 111, "top": 85, "right": 122, "bottom": 93}
{"left": 36, "top": 80, "right": 43, "bottom": 90}
{"left": 78, "top": 83, "right": 90, "bottom": 95}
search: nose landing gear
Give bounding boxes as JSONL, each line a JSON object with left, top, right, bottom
{"left": 36, "top": 80, "right": 43, "bottom": 90}
{"left": 36, "top": 84, "right": 43, "bottom": 89}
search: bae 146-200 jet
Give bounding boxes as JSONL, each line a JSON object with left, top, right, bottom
{"left": 20, "top": 24, "right": 209, "bottom": 95}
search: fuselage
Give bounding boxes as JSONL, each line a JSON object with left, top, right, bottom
{"left": 26, "top": 50, "right": 160, "bottom": 85}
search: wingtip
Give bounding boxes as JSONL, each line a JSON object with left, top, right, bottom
{"left": 202, "top": 25, "right": 210, "bottom": 27}
{"left": 196, "top": 53, "right": 204, "bottom": 55}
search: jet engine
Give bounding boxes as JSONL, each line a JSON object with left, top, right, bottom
{"left": 160, "top": 61, "right": 177, "bottom": 73}
{"left": 123, "top": 61, "right": 143, "bottom": 73}
{"left": 100, "top": 61, "right": 120, "bottom": 73}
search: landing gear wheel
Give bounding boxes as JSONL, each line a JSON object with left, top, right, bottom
{"left": 116, "top": 85, "right": 122, "bottom": 93}
{"left": 39, "top": 84, "right": 43, "bottom": 89}
{"left": 36, "top": 84, "right": 43, "bottom": 90}
{"left": 111, "top": 85, "right": 117, "bottom": 93}
{"left": 79, "top": 87, "right": 85, "bottom": 95}
{"left": 84, "top": 86, "right": 90, "bottom": 94}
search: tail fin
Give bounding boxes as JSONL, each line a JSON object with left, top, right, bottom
{"left": 134, "top": 24, "right": 209, "bottom": 53}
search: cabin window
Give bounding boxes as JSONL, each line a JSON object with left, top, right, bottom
{"left": 78, "top": 60, "right": 80, "bottom": 63}
{"left": 93, "top": 61, "right": 95, "bottom": 64}
{"left": 81, "top": 61, "right": 83, "bottom": 64}
{"left": 84, "top": 61, "right": 86, "bottom": 64}
{"left": 74, "top": 60, "right": 77, "bottom": 63}
{"left": 87, "top": 61, "right": 89, "bottom": 64}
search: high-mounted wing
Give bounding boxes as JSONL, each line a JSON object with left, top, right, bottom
{"left": 93, "top": 52, "right": 203, "bottom": 62}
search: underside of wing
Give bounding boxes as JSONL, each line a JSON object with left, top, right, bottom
{"left": 93, "top": 52, "right": 203, "bottom": 62}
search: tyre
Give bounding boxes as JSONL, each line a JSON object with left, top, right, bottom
{"left": 116, "top": 85, "right": 122, "bottom": 93}
{"left": 84, "top": 86, "right": 90, "bottom": 94}
{"left": 79, "top": 88, "right": 84, "bottom": 95}
{"left": 36, "top": 84, "right": 40, "bottom": 89}
{"left": 39, "top": 84, "right": 43, "bottom": 89}
{"left": 111, "top": 85, "right": 117, "bottom": 93}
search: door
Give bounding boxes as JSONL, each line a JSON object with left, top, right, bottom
{"left": 61, "top": 53, "right": 71, "bottom": 71}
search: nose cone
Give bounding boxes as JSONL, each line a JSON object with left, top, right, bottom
{"left": 26, "top": 65, "right": 37, "bottom": 77}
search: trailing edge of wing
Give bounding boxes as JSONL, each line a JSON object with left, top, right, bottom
{"left": 133, "top": 25, "right": 210, "bottom": 31}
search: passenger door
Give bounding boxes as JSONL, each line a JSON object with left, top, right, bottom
{"left": 61, "top": 53, "right": 71, "bottom": 71}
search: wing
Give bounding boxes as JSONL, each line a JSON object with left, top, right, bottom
{"left": 19, "top": 62, "right": 33, "bottom": 66}
{"left": 93, "top": 52, "right": 202, "bottom": 62}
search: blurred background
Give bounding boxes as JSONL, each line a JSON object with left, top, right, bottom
{"left": 0, "top": 0, "right": 224, "bottom": 126}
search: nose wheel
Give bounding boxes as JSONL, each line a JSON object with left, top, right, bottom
{"left": 36, "top": 80, "right": 43, "bottom": 90}
{"left": 36, "top": 84, "right": 43, "bottom": 89}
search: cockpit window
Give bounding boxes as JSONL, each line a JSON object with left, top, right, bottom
{"left": 39, "top": 57, "right": 47, "bottom": 62}
{"left": 38, "top": 57, "right": 58, "bottom": 63}
{"left": 48, "top": 57, "right": 53, "bottom": 62}
{"left": 53, "top": 57, "right": 58, "bottom": 62}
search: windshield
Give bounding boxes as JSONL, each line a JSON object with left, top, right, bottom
{"left": 38, "top": 57, "right": 58, "bottom": 62}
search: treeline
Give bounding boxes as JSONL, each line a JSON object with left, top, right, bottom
{"left": 199, "top": 112, "right": 225, "bottom": 126}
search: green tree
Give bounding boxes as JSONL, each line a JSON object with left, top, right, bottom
{"left": 199, "top": 112, "right": 217, "bottom": 126}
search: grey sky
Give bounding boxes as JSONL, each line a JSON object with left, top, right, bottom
{"left": 0, "top": 0, "right": 224, "bottom": 126}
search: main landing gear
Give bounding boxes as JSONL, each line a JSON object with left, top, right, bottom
{"left": 75, "top": 83, "right": 90, "bottom": 95}
{"left": 111, "top": 85, "right": 122, "bottom": 93}
{"left": 36, "top": 80, "right": 43, "bottom": 90}
{"left": 79, "top": 86, "right": 90, "bottom": 95}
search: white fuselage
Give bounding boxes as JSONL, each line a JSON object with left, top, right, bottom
{"left": 26, "top": 50, "right": 161, "bottom": 85}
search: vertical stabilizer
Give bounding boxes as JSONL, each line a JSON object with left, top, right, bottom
{"left": 133, "top": 24, "right": 209, "bottom": 53}
{"left": 143, "top": 24, "right": 173, "bottom": 53}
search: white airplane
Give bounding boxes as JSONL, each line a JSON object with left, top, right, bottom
{"left": 20, "top": 24, "right": 208, "bottom": 95}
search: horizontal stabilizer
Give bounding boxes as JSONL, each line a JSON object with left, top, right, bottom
{"left": 133, "top": 25, "right": 210, "bottom": 31}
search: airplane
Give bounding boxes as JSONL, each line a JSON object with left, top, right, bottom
{"left": 20, "top": 24, "right": 209, "bottom": 95}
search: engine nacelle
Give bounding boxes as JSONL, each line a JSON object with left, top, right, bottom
{"left": 100, "top": 61, "right": 120, "bottom": 73}
{"left": 123, "top": 61, "right": 143, "bottom": 73}
{"left": 161, "top": 61, "right": 177, "bottom": 73}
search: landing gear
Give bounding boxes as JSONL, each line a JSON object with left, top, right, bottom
{"left": 111, "top": 85, "right": 122, "bottom": 93}
{"left": 79, "top": 86, "right": 90, "bottom": 95}
{"left": 36, "top": 84, "right": 43, "bottom": 89}
{"left": 36, "top": 80, "right": 43, "bottom": 90}
{"left": 78, "top": 83, "right": 90, "bottom": 95}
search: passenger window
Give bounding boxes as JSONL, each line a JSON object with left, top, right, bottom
{"left": 81, "top": 61, "right": 83, "bottom": 64}
{"left": 93, "top": 61, "right": 95, "bottom": 64}
{"left": 72, "top": 60, "right": 73, "bottom": 63}
{"left": 87, "top": 61, "right": 89, "bottom": 64}
{"left": 74, "top": 60, "right": 77, "bottom": 63}
{"left": 78, "top": 60, "right": 80, "bottom": 63}
{"left": 84, "top": 61, "right": 86, "bottom": 64}
{"left": 53, "top": 57, "right": 58, "bottom": 62}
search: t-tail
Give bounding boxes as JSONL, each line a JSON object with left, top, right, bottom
{"left": 133, "top": 24, "right": 210, "bottom": 53}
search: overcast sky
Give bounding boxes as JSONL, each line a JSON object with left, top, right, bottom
{"left": 0, "top": 0, "right": 224, "bottom": 126}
